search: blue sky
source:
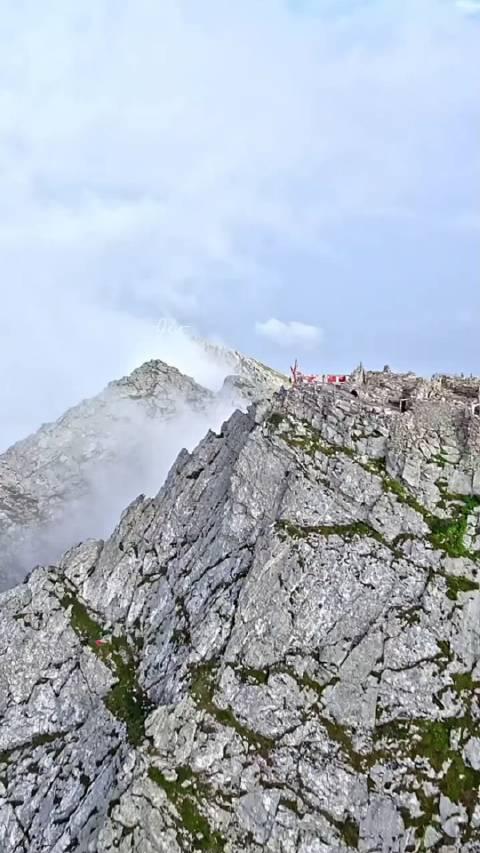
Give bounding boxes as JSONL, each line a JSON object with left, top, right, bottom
{"left": 0, "top": 0, "right": 478, "bottom": 447}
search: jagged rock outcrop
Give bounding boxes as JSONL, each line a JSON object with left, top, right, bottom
{"left": 1, "top": 373, "right": 480, "bottom": 851}
{"left": 194, "top": 338, "right": 287, "bottom": 398}
{"left": 0, "top": 355, "right": 285, "bottom": 590}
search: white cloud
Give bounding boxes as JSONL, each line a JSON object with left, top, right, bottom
{"left": 256, "top": 318, "right": 323, "bottom": 349}
{"left": 456, "top": 0, "right": 480, "bottom": 15}
{"left": 0, "top": 308, "right": 229, "bottom": 452}
{"left": 0, "top": 0, "right": 478, "bottom": 446}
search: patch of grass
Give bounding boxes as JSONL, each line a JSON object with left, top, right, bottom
{"left": 415, "top": 720, "right": 452, "bottom": 772}
{"left": 190, "top": 662, "right": 217, "bottom": 708}
{"left": 189, "top": 663, "right": 275, "bottom": 755}
{"left": 359, "top": 460, "right": 479, "bottom": 562}
{"left": 275, "top": 519, "right": 388, "bottom": 548}
{"left": 319, "top": 809, "right": 360, "bottom": 848}
{"left": 440, "top": 492, "right": 480, "bottom": 512}
{"left": 284, "top": 433, "right": 337, "bottom": 459}
{"left": 376, "top": 716, "right": 480, "bottom": 819}
{"left": 267, "top": 412, "right": 286, "bottom": 429}
{"left": 445, "top": 575, "right": 479, "bottom": 601}
{"left": 363, "top": 458, "right": 386, "bottom": 474}
{"left": 400, "top": 792, "right": 437, "bottom": 834}
{"left": 430, "top": 516, "right": 470, "bottom": 559}
{"left": 437, "top": 640, "right": 452, "bottom": 660}
{"left": 172, "top": 627, "right": 190, "bottom": 646}
{"left": 273, "top": 417, "right": 356, "bottom": 460}
{"left": 431, "top": 453, "right": 449, "bottom": 469}
{"left": 358, "top": 457, "right": 421, "bottom": 508}
{"left": 392, "top": 533, "right": 417, "bottom": 549}
{"left": 293, "top": 669, "right": 337, "bottom": 697}
{"left": 442, "top": 752, "right": 480, "bottom": 813}
{"left": 400, "top": 606, "right": 422, "bottom": 626}
{"left": 383, "top": 477, "right": 429, "bottom": 520}
{"left": 318, "top": 716, "right": 368, "bottom": 774}
{"left": 148, "top": 766, "right": 226, "bottom": 851}
{"left": 105, "top": 653, "right": 152, "bottom": 748}
{"left": 62, "top": 593, "right": 103, "bottom": 644}
{"left": 430, "top": 490, "right": 480, "bottom": 559}
{"left": 340, "top": 817, "right": 360, "bottom": 849}
{"left": 235, "top": 667, "right": 269, "bottom": 686}
{"left": 61, "top": 591, "right": 153, "bottom": 746}
{"left": 279, "top": 797, "right": 301, "bottom": 815}
{"left": 275, "top": 520, "right": 310, "bottom": 540}
{"left": 452, "top": 671, "right": 480, "bottom": 692}
{"left": 273, "top": 410, "right": 480, "bottom": 572}
{"left": 237, "top": 663, "right": 337, "bottom": 701}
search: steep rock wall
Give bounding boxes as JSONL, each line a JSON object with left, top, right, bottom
{"left": 1, "top": 385, "right": 480, "bottom": 851}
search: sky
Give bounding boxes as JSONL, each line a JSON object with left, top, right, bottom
{"left": 0, "top": 0, "right": 479, "bottom": 450}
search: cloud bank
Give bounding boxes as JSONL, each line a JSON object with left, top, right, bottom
{"left": 256, "top": 318, "right": 323, "bottom": 349}
{"left": 0, "top": 387, "right": 242, "bottom": 590}
{"left": 0, "top": 0, "right": 478, "bottom": 449}
{"left": 456, "top": 0, "right": 480, "bottom": 15}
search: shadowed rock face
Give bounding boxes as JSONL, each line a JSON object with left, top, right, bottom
{"left": 1, "top": 373, "right": 480, "bottom": 851}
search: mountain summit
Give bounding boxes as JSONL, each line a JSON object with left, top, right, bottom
{"left": 0, "top": 348, "right": 286, "bottom": 590}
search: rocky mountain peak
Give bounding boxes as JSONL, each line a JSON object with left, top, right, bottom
{"left": 193, "top": 336, "right": 287, "bottom": 392}
{"left": 112, "top": 359, "right": 213, "bottom": 403}
{"left": 1, "top": 368, "right": 480, "bottom": 851}
{"left": 0, "top": 348, "right": 283, "bottom": 590}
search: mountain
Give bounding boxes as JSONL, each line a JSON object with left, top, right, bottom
{"left": 0, "top": 351, "right": 286, "bottom": 590}
{"left": 1, "top": 366, "right": 480, "bottom": 851}
{"left": 194, "top": 336, "right": 288, "bottom": 398}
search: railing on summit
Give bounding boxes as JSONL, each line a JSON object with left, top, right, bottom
{"left": 290, "top": 360, "right": 349, "bottom": 387}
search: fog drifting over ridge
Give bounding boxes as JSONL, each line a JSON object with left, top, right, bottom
{"left": 0, "top": 318, "right": 234, "bottom": 453}
{"left": 0, "top": 0, "right": 478, "bottom": 454}
{"left": 0, "top": 352, "right": 249, "bottom": 590}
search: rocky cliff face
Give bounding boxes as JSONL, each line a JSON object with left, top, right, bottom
{"left": 0, "top": 355, "right": 285, "bottom": 590}
{"left": 193, "top": 338, "right": 287, "bottom": 399}
{"left": 1, "top": 371, "right": 480, "bottom": 852}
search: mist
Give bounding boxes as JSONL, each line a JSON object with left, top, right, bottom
{"left": 1, "top": 0, "right": 478, "bottom": 455}
{"left": 0, "top": 374, "right": 247, "bottom": 591}
{"left": 0, "top": 317, "right": 234, "bottom": 453}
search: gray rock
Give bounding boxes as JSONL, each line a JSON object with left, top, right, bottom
{"left": 464, "top": 737, "right": 480, "bottom": 771}
{"left": 0, "top": 367, "right": 480, "bottom": 850}
{"left": 424, "top": 826, "right": 443, "bottom": 848}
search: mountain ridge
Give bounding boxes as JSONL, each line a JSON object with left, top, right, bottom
{"left": 0, "top": 348, "right": 285, "bottom": 590}
{"left": 1, "top": 366, "right": 480, "bottom": 850}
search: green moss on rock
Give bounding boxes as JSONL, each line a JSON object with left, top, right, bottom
{"left": 452, "top": 670, "right": 480, "bottom": 693}
{"left": 189, "top": 662, "right": 275, "bottom": 755}
{"left": 148, "top": 766, "right": 226, "bottom": 851}
{"left": 430, "top": 491, "right": 480, "bottom": 559}
{"left": 61, "top": 590, "right": 153, "bottom": 746}
{"left": 276, "top": 519, "right": 388, "bottom": 548}
{"left": 376, "top": 715, "right": 480, "bottom": 820}
{"left": 442, "top": 753, "right": 480, "bottom": 811}
{"left": 267, "top": 412, "right": 287, "bottom": 429}
{"left": 445, "top": 575, "right": 479, "bottom": 601}
{"left": 340, "top": 817, "right": 360, "bottom": 849}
